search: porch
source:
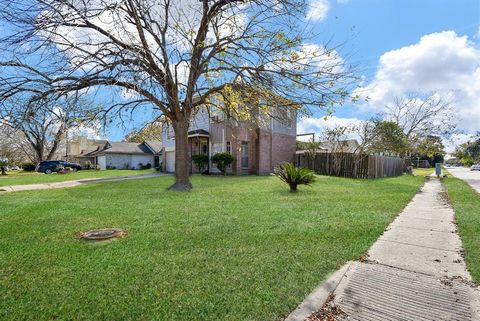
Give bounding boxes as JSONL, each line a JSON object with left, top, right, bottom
{"left": 188, "top": 129, "right": 210, "bottom": 173}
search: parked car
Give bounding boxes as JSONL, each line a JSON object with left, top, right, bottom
{"left": 10, "top": 165, "right": 20, "bottom": 170}
{"left": 35, "top": 160, "right": 82, "bottom": 174}
{"left": 470, "top": 164, "right": 480, "bottom": 171}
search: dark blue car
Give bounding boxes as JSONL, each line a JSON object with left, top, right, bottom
{"left": 35, "top": 160, "right": 82, "bottom": 174}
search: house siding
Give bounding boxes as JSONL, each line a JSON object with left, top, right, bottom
{"left": 106, "top": 154, "right": 132, "bottom": 169}
{"left": 131, "top": 155, "right": 155, "bottom": 168}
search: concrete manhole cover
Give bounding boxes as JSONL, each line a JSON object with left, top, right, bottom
{"left": 80, "top": 228, "right": 126, "bottom": 241}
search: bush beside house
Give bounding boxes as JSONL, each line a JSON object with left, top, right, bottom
{"left": 211, "top": 153, "right": 234, "bottom": 175}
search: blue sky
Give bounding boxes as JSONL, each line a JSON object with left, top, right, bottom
{"left": 0, "top": 1, "right": 478, "bottom": 149}
{"left": 296, "top": 0, "right": 479, "bottom": 151}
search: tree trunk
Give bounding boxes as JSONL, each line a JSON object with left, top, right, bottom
{"left": 289, "top": 183, "right": 297, "bottom": 193}
{"left": 1, "top": 167, "right": 6, "bottom": 175}
{"left": 168, "top": 120, "right": 192, "bottom": 191}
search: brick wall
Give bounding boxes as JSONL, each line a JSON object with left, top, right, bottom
{"left": 231, "top": 127, "right": 258, "bottom": 175}
{"left": 270, "top": 132, "right": 296, "bottom": 170}
{"left": 257, "top": 129, "right": 272, "bottom": 174}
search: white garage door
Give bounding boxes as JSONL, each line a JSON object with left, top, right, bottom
{"left": 97, "top": 156, "right": 106, "bottom": 170}
{"left": 165, "top": 152, "right": 175, "bottom": 172}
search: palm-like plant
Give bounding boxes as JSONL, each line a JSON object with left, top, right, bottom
{"left": 275, "top": 162, "right": 316, "bottom": 193}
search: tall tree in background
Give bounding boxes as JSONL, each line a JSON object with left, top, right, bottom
{"left": 0, "top": 124, "right": 31, "bottom": 163}
{"left": 369, "top": 120, "right": 407, "bottom": 156}
{"left": 384, "top": 95, "right": 455, "bottom": 155}
{"left": 0, "top": 0, "right": 355, "bottom": 190}
{"left": 0, "top": 97, "right": 95, "bottom": 163}
{"left": 453, "top": 134, "right": 480, "bottom": 166}
{"left": 125, "top": 121, "right": 163, "bottom": 143}
{"left": 414, "top": 135, "right": 445, "bottom": 158}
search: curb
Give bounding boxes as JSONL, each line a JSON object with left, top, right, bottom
{"left": 284, "top": 261, "right": 352, "bottom": 321}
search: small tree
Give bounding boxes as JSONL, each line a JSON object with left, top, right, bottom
{"left": 211, "top": 153, "right": 233, "bottom": 176}
{"left": 321, "top": 126, "right": 352, "bottom": 176}
{"left": 191, "top": 154, "right": 209, "bottom": 174}
{"left": 275, "top": 162, "right": 316, "bottom": 193}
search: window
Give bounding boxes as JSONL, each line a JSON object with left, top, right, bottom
{"left": 240, "top": 141, "right": 249, "bottom": 168}
{"left": 226, "top": 141, "right": 231, "bottom": 154}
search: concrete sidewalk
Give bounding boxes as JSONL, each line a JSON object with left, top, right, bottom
{"left": 287, "top": 179, "right": 479, "bottom": 321}
{"left": 0, "top": 173, "right": 165, "bottom": 193}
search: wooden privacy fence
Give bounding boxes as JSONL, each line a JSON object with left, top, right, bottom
{"left": 294, "top": 152, "right": 405, "bottom": 179}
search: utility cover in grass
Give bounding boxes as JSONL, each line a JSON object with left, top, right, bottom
{"left": 80, "top": 228, "right": 126, "bottom": 241}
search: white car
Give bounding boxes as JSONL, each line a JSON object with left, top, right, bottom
{"left": 470, "top": 164, "right": 480, "bottom": 171}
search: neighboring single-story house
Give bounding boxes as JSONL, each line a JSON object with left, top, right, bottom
{"left": 83, "top": 141, "right": 163, "bottom": 170}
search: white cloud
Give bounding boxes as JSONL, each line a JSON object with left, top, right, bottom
{"left": 355, "top": 31, "right": 480, "bottom": 133}
{"left": 306, "top": 0, "right": 330, "bottom": 22}
{"left": 297, "top": 115, "right": 362, "bottom": 141}
{"left": 443, "top": 133, "right": 476, "bottom": 153}
{"left": 300, "top": 43, "right": 345, "bottom": 73}
{"left": 71, "top": 123, "right": 104, "bottom": 140}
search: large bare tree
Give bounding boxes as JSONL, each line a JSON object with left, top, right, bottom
{"left": 0, "top": 96, "right": 95, "bottom": 163}
{"left": 0, "top": 0, "right": 354, "bottom": 190}
{"left": 384, "top": 95, "right": 455, "bottom": 155}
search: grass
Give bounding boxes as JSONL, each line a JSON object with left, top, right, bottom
{"left": 0, "top": 169, "right": 156, "bottom": 187}
{"left": 443, "top": 176, "right": 480, "bottom": 283}
{"left": 0, "top": 174, "right": 423, "bottom": 321}
{"left": 413, "top": 167, "right": 434, "bottom": 176}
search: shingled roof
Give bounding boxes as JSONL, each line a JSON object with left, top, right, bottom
{"left": 93, "top": 141, "right": 160, "bottom": 155}
{"left": 144, "top": 141, "right": 163, "bottom": 154}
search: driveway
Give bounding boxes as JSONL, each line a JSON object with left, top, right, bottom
{"left": 448, "top": 167, "right": 480, "bottom": 193}
{"left": 0, "top": 173, "right": 166, "bottom": 193}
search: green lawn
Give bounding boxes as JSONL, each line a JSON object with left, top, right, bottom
{"left": 0, "top": 174, "right": 423, "bottom": 321}
{"left": 443, "top": 177, "right": 480, "bottom": 283}
{"left": 0, "top": 169, "right": 156, "bottom": 187}
{"left": 413, "top": 167, "right": 434, "bottom": 176}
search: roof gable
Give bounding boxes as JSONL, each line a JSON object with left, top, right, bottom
{"left": 96, "top": 141, "right": 154, "bottom": 155}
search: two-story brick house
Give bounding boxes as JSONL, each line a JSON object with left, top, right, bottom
{"left": 161, "top": 106, "right": 296, "bottom": 175}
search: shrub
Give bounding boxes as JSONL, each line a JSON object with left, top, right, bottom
{"left": 191, "top": 154, "right": 209, "bottom": 173}
{"left": 21, "top": 162, "right": 36, "bottom": 172}
{"left": 274, "top": 162, "right": 316, "bottom": 193}
{"left": 138, "top": 163, "right": 152, "bottom": 170}
{"left": 211, "top": 152, "right": 233, "bottom": 175}
{"left": 106, "top": 165, "right": 116, "bottom": 170}
{"left": 57, "top": 165, "right": 72, "bottom": 174}
{"left": 83, "top": 161, "right": 94, "bottom": 170}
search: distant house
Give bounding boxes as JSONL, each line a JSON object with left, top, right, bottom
{"left": 319, "top": 139, "right": 360, "bottom": 153}
{"left": 162, "top": 106, "right": 296, "bottom": 175}
{"left": 74, "top": 141, "right": 162, "bottom": 170}
{"left": 66, "top": 137, "right": 108, "bottom": 165}
{"left": 295, "top": 139, "right": 360, "bottom": 155}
